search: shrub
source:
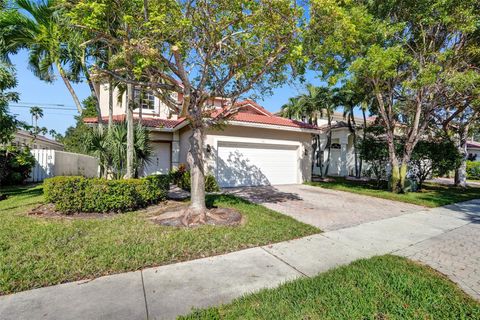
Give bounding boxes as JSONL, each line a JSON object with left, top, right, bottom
{"left": 466, "top": 161, "right": 480, "bottom": 180}
{"left": 175, "top": 169, "right": 220, "bottom": 192}
{"left": 44, "top": 175, "right": 170, "bottom": 214}
{"left": 0, "top": 146, "right": 36, "bottom": 186}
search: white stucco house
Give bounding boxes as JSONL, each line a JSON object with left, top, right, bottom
{"left": 467, "top": 140, "right": 480, "bottom": 161}
{"left": 84, "top": 87, "right": 357, "bottom": 187}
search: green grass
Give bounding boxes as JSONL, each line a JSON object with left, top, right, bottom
{"left": 306, "top": 178, "right": 480, "bottom": 207}
{"left": 0, "top": 185, "right": 318, "bottom": 295}
{"left": 181, "top": 255, "right": 480, "bottom": 320}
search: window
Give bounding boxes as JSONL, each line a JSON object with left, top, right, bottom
{"left": 331, "top": 143, "right": 341, "bottom": 149}
{"left": 134, "top": 89, "right": 155, "bottom": 110}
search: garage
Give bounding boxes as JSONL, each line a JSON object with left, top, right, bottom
{"left": 216, "top": 142, "right": 299, "bottom": 187}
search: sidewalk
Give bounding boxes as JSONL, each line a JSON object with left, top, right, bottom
{"left": 1, "top": 199, "right": 479, "bottom": 320}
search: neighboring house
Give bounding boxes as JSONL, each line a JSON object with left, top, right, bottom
{"left": 467, "top": 140, "right": 480, "bottom": 161}
{"left": 85, "top": 87, "right": 320, "bottom": 187}
{"left": 10, "top": 130, "right": 64, "bottom": 151}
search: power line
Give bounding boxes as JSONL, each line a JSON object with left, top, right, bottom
{"left": 9, "top": 105, "right": 78, "bottom": 111}
{"left": 14, "top": 101, "right": 78, "bottom": 108}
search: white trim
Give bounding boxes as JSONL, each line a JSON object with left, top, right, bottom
{"left": 226, "top": 120, "right": 321, "bottom": 134}
{"left": 239, "top": 102, "right": 271, "bottom": 116}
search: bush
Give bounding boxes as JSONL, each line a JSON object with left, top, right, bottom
{"left": 466, "top": 161, "right": 480, "bottom": 180}
{"left": 0, "top": 146, "right": 36, "bottom": 186}
{"left": 44, "top": 175, "right": 170, "bottom": 214}
{"left": 173, "top": 169, "right": 220, "bottom": 192}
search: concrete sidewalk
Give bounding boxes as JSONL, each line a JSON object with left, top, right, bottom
{"left": 1, "top": 199, "right": 479, "bottom": 320}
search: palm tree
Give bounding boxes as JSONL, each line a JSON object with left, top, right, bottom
{"left": 0, "top": 0, "right": 83, "bottom": 113}
{"left": 85, "top": 123, "right": 152, "bottom": 179}
{"left": 29, "top": 106, "right": 43, "bottom": 129}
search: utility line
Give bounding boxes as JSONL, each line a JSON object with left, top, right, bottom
{"left": 9, "top": 105, "right": 78, "bottom": 111}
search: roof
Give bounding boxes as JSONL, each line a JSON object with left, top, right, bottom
{"left": 83, "top": 114, "right": 186, "bottom": 129}
{"left": 84, "top": 100, "right": 320, "bottom": 131}
{"left": 15, "top": 130, "right": 64, "bottom": 147}
{"left": 467, "top": 141, "right": 480, "bottom": 149}
{"left": 216, "top": 100, "right": 319, "bottom": 130}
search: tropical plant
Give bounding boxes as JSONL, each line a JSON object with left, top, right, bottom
{"left": 85, "top": 122, "right": 152, "bottom": 179}
{"left": 29, "top": 106, "right": 43, "bottom": 128}
{"left": 0, "top": 62, "right": 20, "bottom": 145}
{"left": 0, "top": 0, "right": 84, "bottom": 113}
{"left": 0, "top": 145, "right": 35, "bottom": 186}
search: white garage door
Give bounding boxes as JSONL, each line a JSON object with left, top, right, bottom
{"left": 217, "top": 142, "right": 298, "bottom": 187}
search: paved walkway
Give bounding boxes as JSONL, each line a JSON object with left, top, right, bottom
{"left": 227, "top": 184, "right": 424, "bottom": 230}
{"left": 1, "top": 200, "right": 479, "bottom": 320}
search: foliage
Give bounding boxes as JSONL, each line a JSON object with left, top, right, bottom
{"left": 169, "top": 163, "right": 187, "bottom": 185}
{"left": 466, "top": 161, "right": 480, "bottom": 180}
{"left": 307, "top": 178, "right": 480, "bottom": 208}
{"left": 0, "top": 0, "right": 84, "bottom": 112}
{"left": 181, "top": 255, "right": 480, "bottom": 319}
{"left": 65, "top": 0, "right": 304, "bottom": 211}
{"left": 307, "top": 0, "right": 480, "bottom": 193}
{"left": 0, "top": 185, "right": 318, "bottom": 294}
{"left": 358, "top": 127, "right": 390, "bottom": 186}
{"left": 175, "top": 169, "right": 220, "bottom": 193}
{"left": 0, "top": 63, "right": 21, "bottom": 145}
{"left": 410, "top": 139, "right": 462, "bottom": 189}
{"left": 44, "top": 175, "right": 169, "bottom": 213}
{"left": 0, "top": 146, "right": 35, "bottom": 186}
{"left": 85, "top": 122, "right": 152, "bottom": 179}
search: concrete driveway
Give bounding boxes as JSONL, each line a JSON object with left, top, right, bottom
{"left": 227, "top": 184, "right": 424, "bottom": 231}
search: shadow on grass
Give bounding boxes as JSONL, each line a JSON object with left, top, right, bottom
{"left": 0, "top": 184, "right": 43, "bottom": 197}
{"left": 205, "top": 193, "right": 252, "bottom": 208}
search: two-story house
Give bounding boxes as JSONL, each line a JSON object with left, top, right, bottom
{"left": 84, "top": 86, "right": 323, "bottom": 187}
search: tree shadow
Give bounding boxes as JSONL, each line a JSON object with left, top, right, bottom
{"left": 215, "top": 149, "right": 270, "bottom": 188}
{"left": 224, "top": 186, "right": 303, "bottom": 204}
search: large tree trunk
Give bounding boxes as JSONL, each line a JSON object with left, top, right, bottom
{"left": 125, "top": 83, "right": 135, "bottom": 179}
{"left": 56, "top": 63, "right": 83, "bottom": 114}
{"left": 455, "top": 124, "right": 469, "bottom": 188}
{"left": 183, "top": 124, "right": 208, "bottom": 224}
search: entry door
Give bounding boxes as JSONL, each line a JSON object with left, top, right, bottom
{"left": 217, "top": 142, "right": 298, "bottom": 187}
{"left": 143, "top": 142, "right": 171, "bottom": 175}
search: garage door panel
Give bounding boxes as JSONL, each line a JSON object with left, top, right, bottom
{"left": 217, "top": 142, "right": 298, "bottom": 187}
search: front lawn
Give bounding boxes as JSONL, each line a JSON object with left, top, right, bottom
{"left": 306, "top": 178, "right": 480, "bottom": 207}
{"left": 0, "top": 185, "right": 318, "bottom": 295}
{"left": 181, "top": 255, "right": 480, "bottom": 320}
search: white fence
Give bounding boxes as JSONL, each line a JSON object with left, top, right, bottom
{"left": 28, "top": 149, "right": 99, "bottom": 182}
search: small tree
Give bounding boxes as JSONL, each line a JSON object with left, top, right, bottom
{"left": 410, "top": 139, "right": 461, "bottom": 189}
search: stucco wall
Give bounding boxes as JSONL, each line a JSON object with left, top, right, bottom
{"left": 178, "top": 125, "right": 313, "bottom": 184}
{"left": 54, "top": 151, "right": 99, "bottom": 178}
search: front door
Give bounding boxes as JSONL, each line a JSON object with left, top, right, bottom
{"left": 143, "top": 142, "right": 171, "bottom": 176}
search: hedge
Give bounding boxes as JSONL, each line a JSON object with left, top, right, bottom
{"left": 175, "top": 170, "right": 220, "bottom": 193}
{"left": 466, "top": 161, "right": 480, "bottom": 180}
{"left": 44, "top": 175, "right": 170, "bottom": 214}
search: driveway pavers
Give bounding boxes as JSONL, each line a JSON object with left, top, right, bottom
{"left": 227, "top": 184, "right": 424, "bottom": 231}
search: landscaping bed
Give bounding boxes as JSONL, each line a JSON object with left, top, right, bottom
{"left": 306, "top": 178, "right": 480, "bottom": 207}
{"left": 181, "top": 255, "right": 480, "bottom": 319}
{"left": 0, "top": 185, "right": 318, "bottom": 295}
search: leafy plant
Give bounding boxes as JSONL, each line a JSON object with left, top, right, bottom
{"left": 466, "top": 161, "right": 480, "bottom": 180}
{"left": 0, "top": 146, "right": 35, "bottom": 186}
{"left": 175, "top": 170, "right": 220, "bottom": 193}
{"left": 85, "top": 122, "right": 152, "bottom": 179}
{"left": 44, "top": 175, "right": 169, "bottom": 214}
{"left": 410, "top": 139, "right": 461, "bottom": 189}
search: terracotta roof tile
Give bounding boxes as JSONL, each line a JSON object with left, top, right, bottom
{"left": 83, "top": 115, "right": 186, "bottom": 129}
{"left": 467, "top": 141, "right": 480, "bottom": 148}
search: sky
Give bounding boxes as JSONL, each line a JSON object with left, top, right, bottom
{"left": 8, "top": 50, "right": 322, "bottom": 137}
